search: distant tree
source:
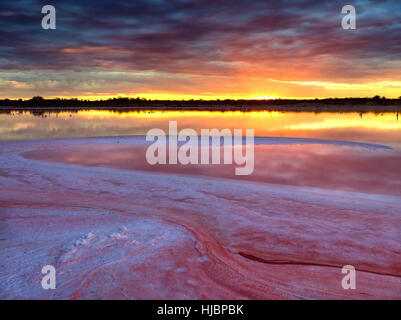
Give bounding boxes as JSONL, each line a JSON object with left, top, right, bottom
{"left": 31, "top": 96, "right": 44, "bottom": 100}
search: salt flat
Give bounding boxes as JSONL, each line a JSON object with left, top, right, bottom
{"left": 0, "top": 137, "right": 400, "bottom": 299}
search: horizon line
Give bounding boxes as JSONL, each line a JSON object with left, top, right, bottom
{"left": 1, "top": 95, "right": 400, "bottom": 102}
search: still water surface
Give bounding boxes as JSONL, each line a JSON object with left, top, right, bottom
{"left": 1, "top": 110, "right": 400, "bottom": 148}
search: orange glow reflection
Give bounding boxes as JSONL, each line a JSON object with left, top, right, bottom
{"left": 1, "top": 110, "right": 400, "bottom": 148}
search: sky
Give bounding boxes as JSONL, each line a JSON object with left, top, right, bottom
{"left": 0, "top": 0, "right": 400, "bottom": 100}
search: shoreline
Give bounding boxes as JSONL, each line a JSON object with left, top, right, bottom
{"left": 1, "top": 104, "right": 401, "bottom": 113}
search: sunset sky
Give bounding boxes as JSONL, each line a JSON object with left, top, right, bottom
{"left": 1, "top": 0, "right": 400, "bottom": 100}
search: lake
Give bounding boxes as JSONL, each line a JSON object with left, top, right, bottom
{"left": 1, "top": 110, "right": 400, "bottom": 148}
{"left": 2, "top": 109, "right": 401, "bottom": 299}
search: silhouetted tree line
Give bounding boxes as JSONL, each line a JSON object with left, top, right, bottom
{"left": 0, "top": 96, "right": 400, "bottom": 112}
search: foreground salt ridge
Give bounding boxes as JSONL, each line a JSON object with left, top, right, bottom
{"left": 0, "top": 137, "right": 400, "bottom": 299}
